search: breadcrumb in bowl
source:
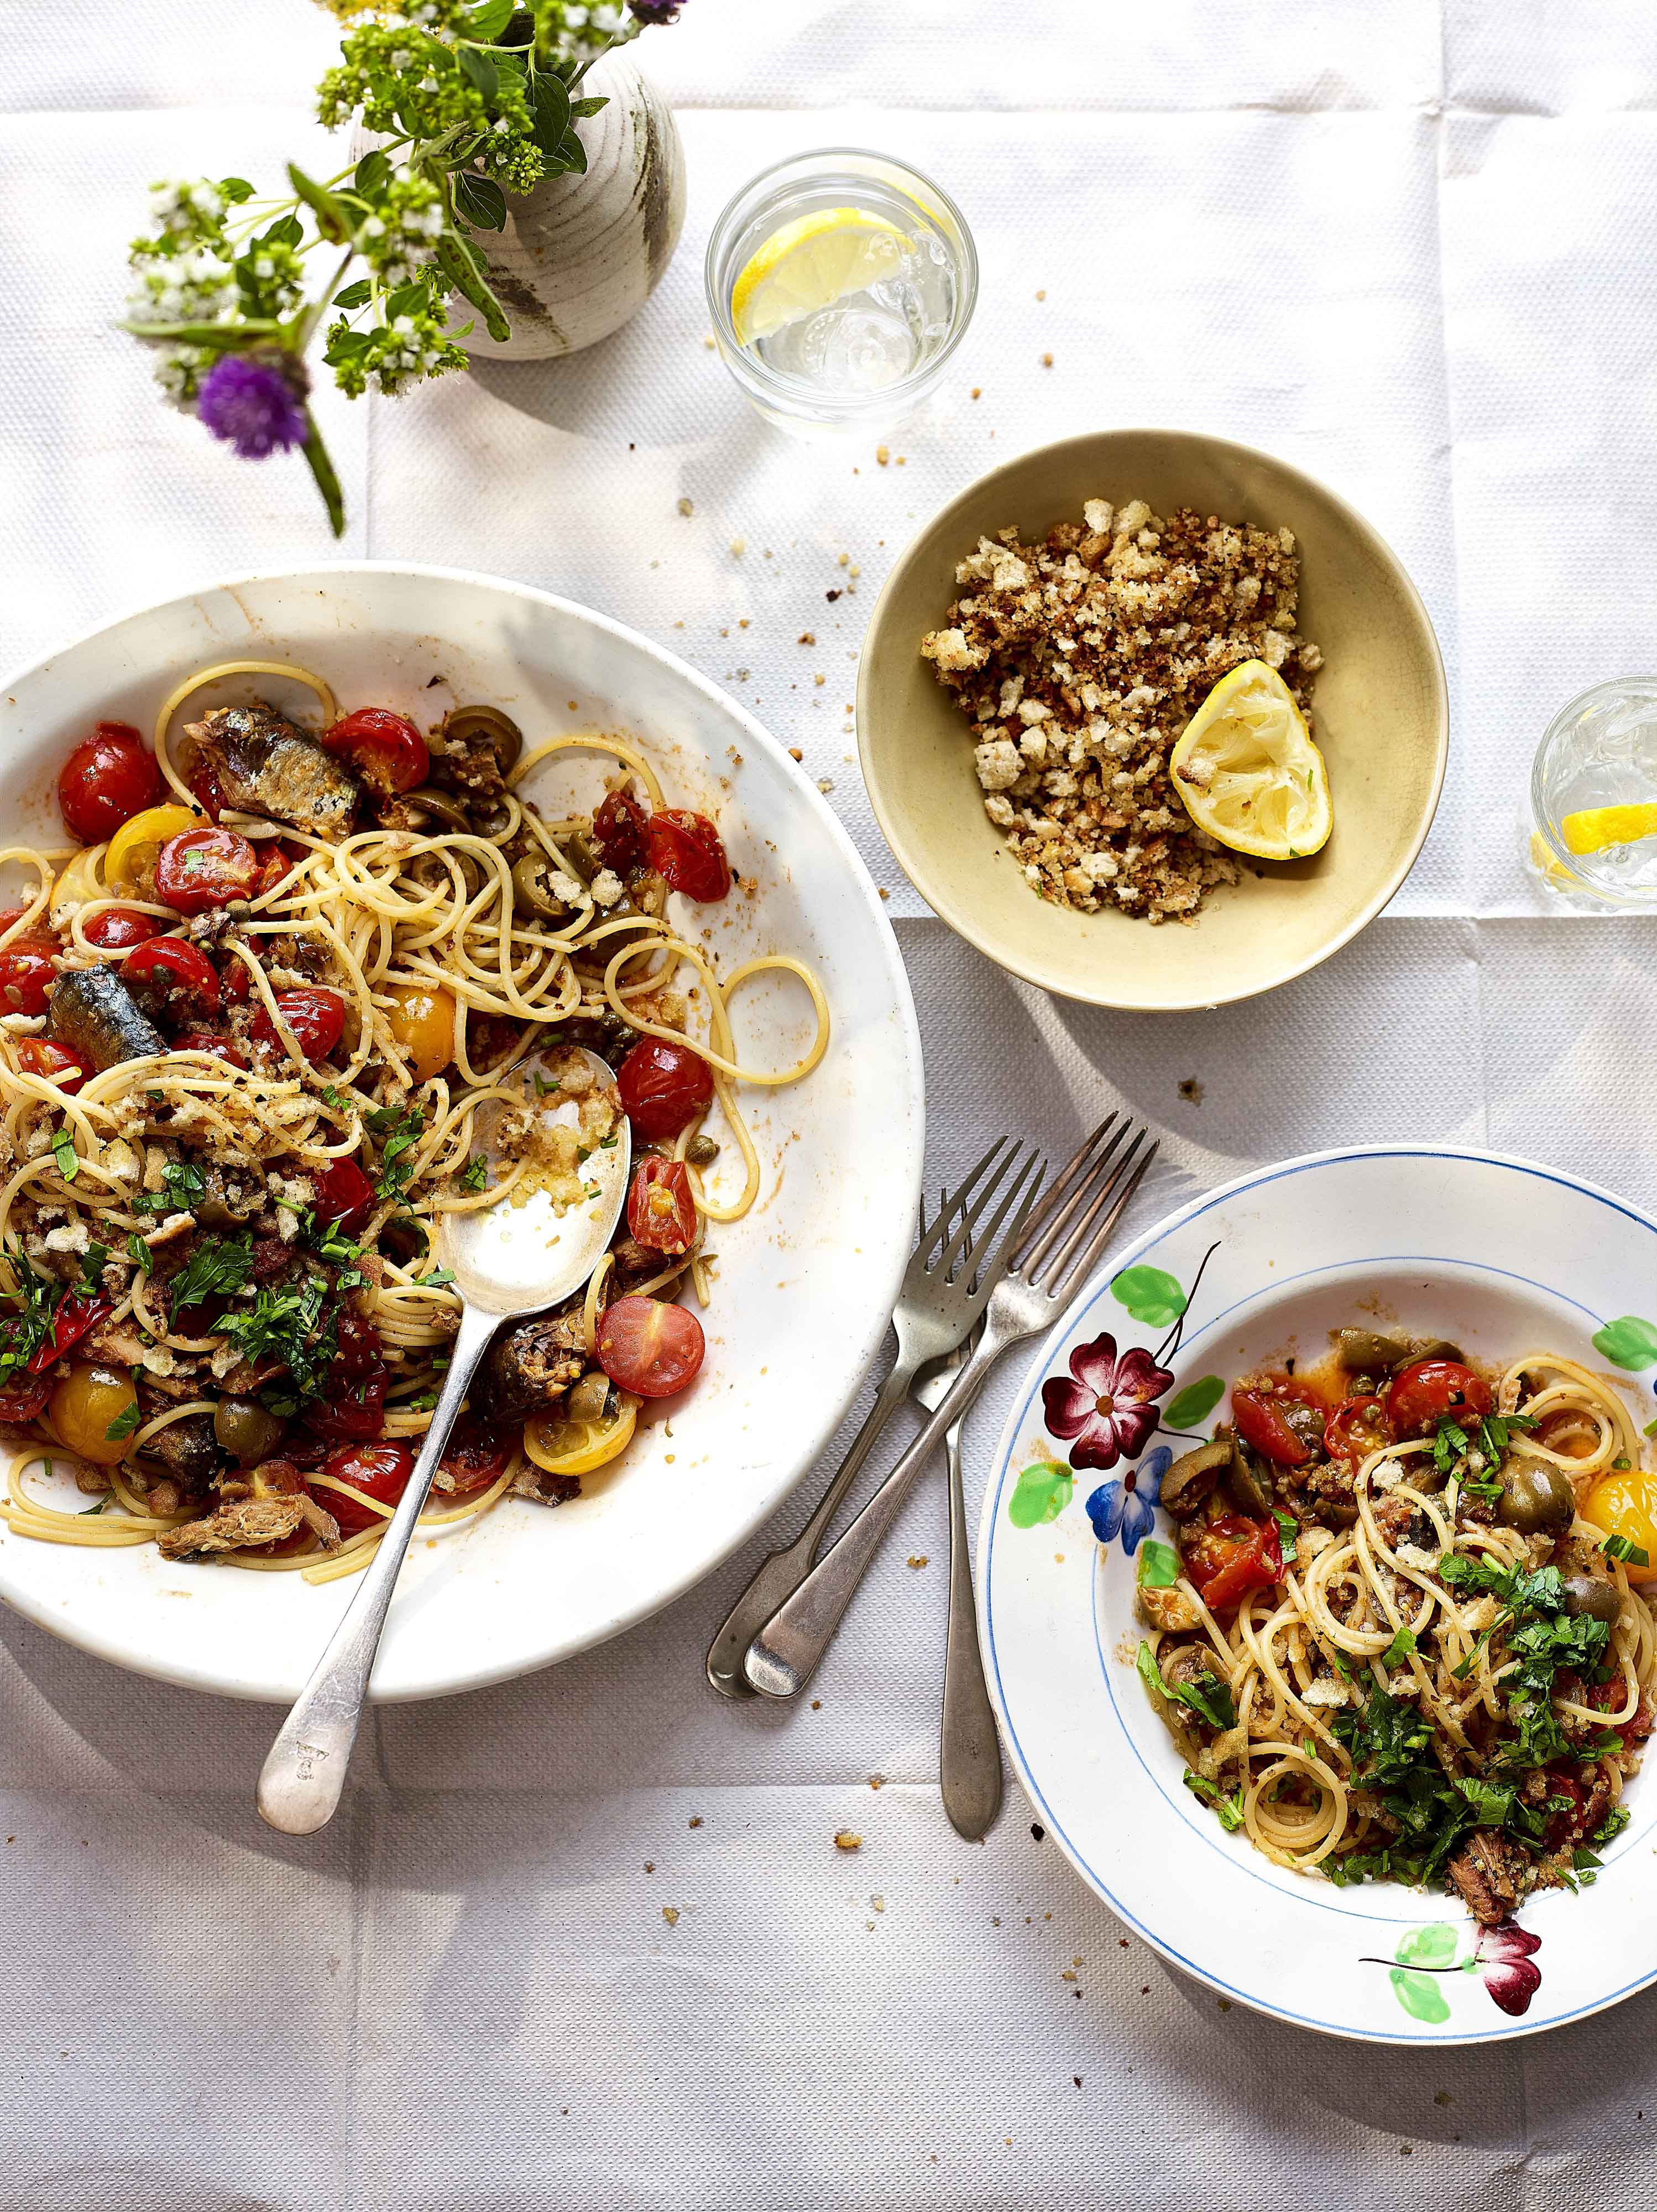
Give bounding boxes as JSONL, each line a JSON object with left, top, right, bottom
{"left": 858, "top": 430, "right": 1447, "bottom": 1011}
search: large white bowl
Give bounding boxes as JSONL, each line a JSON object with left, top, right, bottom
{"left": 979, "top": 1147, "right": 1657, "bottom": 2044}
{"left": 0, "top": 565, "right": 924, "bottom": 1703}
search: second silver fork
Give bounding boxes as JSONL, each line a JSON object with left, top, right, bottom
{"left": 744, "top": 1116, "right": 1158, "bottom": 1700}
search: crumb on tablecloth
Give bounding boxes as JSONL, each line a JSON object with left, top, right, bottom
{"left": 834, "top": 1831, "right": 863, "bottom": 1851}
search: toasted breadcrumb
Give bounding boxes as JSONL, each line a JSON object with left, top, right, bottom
{"left": 919, "top": 500, "right": 1322, "bottom": 924}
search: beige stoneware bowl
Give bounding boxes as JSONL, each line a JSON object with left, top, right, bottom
{"left": 857, "top": 429, "right": 1447, "bottom": 1010}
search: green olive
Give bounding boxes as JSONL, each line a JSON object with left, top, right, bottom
{"left": 1161, "top": 1438, "right": 1232, "bottom": 1516}
{"left": 1497, "top": 1459, "right": 1576, "bottom": 1533}
{"left": 404, "top": 787, "right": 471, "bottom": 832}
{"left": 213, "top": 1395, "right": 287, "bottom": 1468}
{"left": 445, "top": 705, "right": 523, "bottom": 775}
{"left": 560, "top": 831, "right": 600, "bottom": 885}
{"left": 146, "top": 1411, "right": 219, "bottom": 1481}
{"left": 565, "top": 1370, "right": 615, "bottom": 1426}
{"left": 1223, "top": 1448, "right": 1275, "bottom": 1517}
{"left": 1560, "top": 1570, "right": 1624, "bottom": 1626}
{"left": 511, "top": 853, "right": 569, "bottom": 920}
{"left": 1334, "top": 1328, "right": 1410, "bottom": 1370}
{"left": 196, "top": 1164, "right": 259, "bottom": 1230}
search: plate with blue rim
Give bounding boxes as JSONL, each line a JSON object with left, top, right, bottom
{"left": 976, "top": 1144, "right": 1657, "bottom": 2044}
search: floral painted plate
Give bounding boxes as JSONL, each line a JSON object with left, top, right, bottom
{"left": 976, "top": 1146, "right": 1657, "bottom": 2044}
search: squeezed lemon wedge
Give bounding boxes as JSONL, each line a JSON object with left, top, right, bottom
{"left": 730, "top": 207, "right": 909, "bottom": 346}
{"left": 1169, "top": 659, "right": 1332, "bottom": 861}
{"left": 1559, "top": 803, "right": 1657, "bottom": 856}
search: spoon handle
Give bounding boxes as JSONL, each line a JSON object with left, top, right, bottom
{"left": 257, "top": 1302, "right": 499, "bottom": 1834}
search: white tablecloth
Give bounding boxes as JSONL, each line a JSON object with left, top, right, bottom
{"left": 3, "top": 3, "right": 1656, "bottom": 2204}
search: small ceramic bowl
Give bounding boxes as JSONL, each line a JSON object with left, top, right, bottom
{"left": 857, "top": 429, "right": 1448, "bottom": 1010}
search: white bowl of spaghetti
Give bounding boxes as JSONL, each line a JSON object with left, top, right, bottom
{"left": 979, "top": 1146, "right": 1657, "bottom": 2043}
{"left": 0, "top": 564, "right": 922, "bottom": 1702}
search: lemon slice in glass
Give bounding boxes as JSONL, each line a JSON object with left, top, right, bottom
{"left": 1559, "top": 802, "right": 1657, "bottom": 856}
{"left": 1169, "top": 659, "right": 1332, "bottom": 861}
{"left": 730, "top": 207, "right": 910, "bottom": 346}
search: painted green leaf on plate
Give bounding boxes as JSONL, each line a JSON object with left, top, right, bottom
{"left": 1388, "top": 1966, "right": 1451, "bottom": 2024}
{"left": 1165, "top": 1375, "right": 1224, "bottom": 1430}
{"left": 1395, "top": 1923, "right": 1459, "bottom": 1968}
{"left": 1136, "top": 1538, "right": 1180, "bottom": 1588}
{"left": 1591, "top": 1315, "right": 1657, "bottom": 1370}
{"left": 1111, "top": 1265, "right": 1186, "bottom": 1328}
{"left": 1008, "top": 1461, "right": 1073, "bottom": 1528}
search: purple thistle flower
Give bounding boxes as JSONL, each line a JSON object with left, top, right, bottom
{"left": 197, "top": 351, "right": 309, "bottom": 460}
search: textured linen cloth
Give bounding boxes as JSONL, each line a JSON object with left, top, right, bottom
{"left": 2, "top": 3, "right": 1656, "bottom": 2205}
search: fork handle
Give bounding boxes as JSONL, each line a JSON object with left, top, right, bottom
{"left": 940, "top": 1426, "right": 1003, "bottom": 1841}
{"left": 744, "top": 1328, "right": 1004, "bottom": 1699}
{"left": 704, "top": 1352, "right": 918, "bottom": 1698}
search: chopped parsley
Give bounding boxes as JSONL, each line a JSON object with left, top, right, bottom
{"left": 213, "top": 1268, "right": 336, "bottom": 1412}
{"left": 1604, "top": 1531, "right": 1650, "bottom": 1568}
{"left": 103, "top": 1400, "right": 143, "bottom": 1444}
{"left": 460, "top": 1153, "right": 489, "bottom": 1192}
{"left": 1272, "top": 1507, "right": 1298, "bottom": 1563}
{"left": 1379, "top": 1625, "right": 1418, "bottom": 1669}
{"left": 0, "top": 1249, "right": 63, "bottom": 1387}
{"left": 168, "top": 1235, "right": 254, "bottom": 1319}
{"left": 1183, "top": 1770, "right": 1245, "bottom": 1831}
{"left": 367, "top": 1104, "right": 425, "bottom": 1202}
{"left": 76, "top": 1242, "right": 109, "bottom": 1299}
{"left": 127, "top": 1232, "right": 154, "bottom": 1275}
{"left": 134, "top": 1160, "right": 208, "bottom": 1218}
{"left": 51, "top": 1128, "right": 79, "bottom": 1182}
{"left": 417, "top": 1265, "right": 455, "bottom": 1288}
{"left": 1136, "top": 1641, "right": 1236, "bottom": 1732}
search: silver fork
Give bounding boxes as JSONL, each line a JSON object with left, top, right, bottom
{"left": 744, "top": 1116, "right": 1158, "bottom": 1700}
{"left": 704, "top": 1140, "right": 1047, "bottom": 1698}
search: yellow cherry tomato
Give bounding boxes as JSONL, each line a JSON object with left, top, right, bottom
{"left": 524, "top": 1394, "right": 639, "bottom": 1476}
{"left": 49, "top": 1361, "right": 139, "bottom": 1467}
{"left": 50, "top": 844, "right": 109, "bottom": 923}
{"left": 384, "top": 984, "right": 456, "bottom": 1083}
{"left": 104, "top": 804, "right": 200, "bottom": 898}
{"left": 1585, "top": 1468, "right": 1657, "bottom": 1584}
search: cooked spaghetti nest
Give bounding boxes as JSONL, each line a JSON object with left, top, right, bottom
{"left": 0, "top": 660, "right": 828, "bottom": 1584}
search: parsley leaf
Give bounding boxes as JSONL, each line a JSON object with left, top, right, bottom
{"left": 1136, "top": 1642, "right": 1237, "bottom": 1731}
{"left": 1379, "top": 1625, "right": 1418, "bottom": 1668}
{"left": 133, "top": 1161, "right": 208, "bottom": 1218}
{"left": 127, "top": 1232, "right": 154, "bottom": 1275}
{"left": 168, "top": 1235, "right": 254, "bottom": 1319}
{"left": 460, "top": 1153, "right": 489, "bottom": 1192}
{"left": 1182, "top": 1770, "right": 1245, "bottom": 1832}
{"left": 1605, "top": 1532, "right": 1650, "bottom": 1568}
{"left": 212, "top": 1269, "right": 336, "bottom": 1406}
{"left": 103, "top": 1401, "right": 143, "bottom": 1444}
{"left": 51, "top": 1128, "right": 79, "bottom": 1182}
{"left": 369, "top": 1105, "right": 425, "bottom": 1202}
{"left": 1273, "top": 1507, "right": 1298, "bottom": 1563}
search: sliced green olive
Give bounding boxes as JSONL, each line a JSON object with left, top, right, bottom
{"left": 1223, "top": 1449, "right": 1275, "bottom": 1517}
{"left": 560, "top": 831, "right": 600, "bottom": 885}
{"left": 511, "top": 853, "right": 569, "bottom": 920}
{"left": 196, "top": 1164, "right": 260, "bottom": 1230}
{"left": 1497, "top": 1459, "right": 1576, "bottom": 1533}
{"left": 565, "top": 1370, "right": 615, "bottom": 1426}
{"left": 404, "top": 787, "right": 471, "bottom": 832}
{"left": 445, "top": 704, "right": 523, "bottom": 775}
{"left": 1560, "top": 1570, "right": 1624, "bottom": 1625}
{"left": 1161, "top": 1438, "right": 1232, "bottom": 1516}
{"left": 1334, "top": 1328, "right": 1410, "bottom": 1370}
{"left": 213, "top": 1395, "right": 287, "bottom": 1468}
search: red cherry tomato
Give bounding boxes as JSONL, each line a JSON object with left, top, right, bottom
{"left": 311, "top": 1155, "right": 375, "bottom": 1236}
{"left": 82, "top": 906, "right": 163, "bottom": 952}
{"left": 0, "top": 1373, "right": 51, "bottom": 1423}
{"left": 440, "top": 1413, "right": 509, "bottom": 1494}
{"left": 308, "top": 1368, "right": 389, "bottom": 1444}
{"left": 595, "top": 1295, "right": 704, "bottom": 1399}
{"left": 1386, "top": 1360, "right": 1492, "bottom": 1439}
{"left": 0, "top": 939, "right": 59, "bottom": 1018}
{"left": 1323, "top": 1394, "right": 1394, "bottom": 1465}
{"left": 626, "top": 1157, "right": 697, "bottom": 1255}
{"left": 56, "top": 723, "right": 161, "bottom": 846}
{"left": 616, "top": 1036, "right": 714, "bottom": 1141}
{"left": 123, "top": 934, "right": 222, "bottom": 1013}
{"left": 252, "top": 839, "right": 306, "bottom": 903}
{"left": 316, "top": 1440, "right": 411, "bottom": 1537}
{"left": 154, "top": 826, "right": 259, "bottom": 915}
{"left": 321, "top": 707, "right": 429, "bottom": 799}
{"left": 15, "top": 1038, "right": 89, "bottom": 1094}
{"left": 1182, "top": 1510, "right": 1284, "bottom": 1612}
{"left": 187, "top": 755, "right": 225, "bottom": 821}
{"left": 173, "top": 1028, "right": 248, "bottom": 1070}
{"left": 593, "top": 787, "right": 648, "bottom": 874}
{"left": 1231, "top": 1378, "right": 1326, "bottom": 1468}
{"left": 645, "top": 810, "right": 732, "bottom": 901}
{"left": 332, "top": 1310, "right": 384, "bottom": 1381}
{"left": 27, "top": 1293, "right": 111, "bottom": 1375}
{"left": 1543, "top": 1766, "right": 1590, "bottom": 1849}
{"left": 252, "top": 987, "right": 347, "bottom": 1062}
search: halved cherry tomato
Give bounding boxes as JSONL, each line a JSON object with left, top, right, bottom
{"left": 252, "top": 839, "right": 305, "bottom": 902}
{"left": 1182, "top": 1509, "right": 1284, "bottom": 1611}
{"left": 332, "top": 1310, "right": 384, "bottom": 1381}
{"left": 0, "top": 938, "right": 59, "bottom": 1018}
{"left": 1534, "top": 1407, "right": 1600, "bottom": 1460}
{"left": 593, "top": 787, "right": 648, "bottom": 874}
{"left": 252, "top": 987, "right": 347, "bottom": 1062}
{"left": 123, "top": 935, "right": 221, "bottom": 1013}
{"left": 595, "top": 1295, "right": 704, "bottom": 1399}
{"left": 57, "top": 723, "right": 161, "bottom": 845}
{"left": 384, "top": 983, "right": 455, "bottom": 1083}
{"left": 311, "top": 1155, "right": 375, "bottom": 1237}
{"left": 15, "top": 1038, "right": 89, "bottom": 1094}
{"left": 1585, "top": 1468, "right": 1657, "bottom": 1585}
{"left": 1231, "top": 1378, "right": 1326, "bottom": 1467}
{"left": 154, "top": 826, "right": 259, "bottom": 915}
{"left": 440, "top": 1413, "right": 509, "bottom": 1494}
{"left": 1323, "top": 1394, "right": 1394, "bottom": 1465}
{"left": 82, "top": 906, "right": 163, "bottom": 952}
{"left": 173, "top": 1028, "right": 248, "bottom": 1070}
{"left": 187, "top": 755, "right": 226, "bottom": 822}
{"left": 645, "top": 809, "right": 731, "bottom": 901}
{"left": 307, "top": 1366, "right": 388, "bottom": 1444}
{"left": 616, "top": 1036, "right": 714, "bottom": 1141}
{"left": 0, "top": 1373, "right": 50, "bottom": 1423}
{"left": 1542, "top": 1766, "right": 1589, "bottom": 1849}
{"left": 627, "top": 1157, "right": 697, "bottom": 1255}
{"left": 1386, "top": 1359, "right": 1492, "bottom": 1439}
{"left": 315, "top": 1440, "right": 411, "bottom": 1537}
{"left": 27, "top": 1293, "right": 111, "bottom": 1375}
{"left": 322, "top": 707, "right": 429, "bottom": 798}
{"left": 104, "top": 805, "right": 201, "bottom": 898}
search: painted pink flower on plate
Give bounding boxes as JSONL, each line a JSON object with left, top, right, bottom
{"left": 1474, "top": 1919, "right": 1543, "bottom": 2016}
{"left": 1042, "top": 1332, "right": 1175, "bottom": 1472}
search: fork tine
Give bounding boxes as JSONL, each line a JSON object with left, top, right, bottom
{"left": 1016, "top": 1118, "right": 1131, "bottom": 1284}
{"left": 1007, "top": 1112, "right": 1120, "bottom": 1267}
{"left": 933, "top": 1143, "right": 1032, "bottom": 1282}
{"left": 958, "top": 1155, "right": 1048, "bottom": 1320}
{"left": 1036, "top": 1128, "right": 1149, "bottom": 1294}
{"left": 1047, "top": 1140, "right": 1159, "bottom": 1301}
{"left": 913, "top": 1138, "right": 1012, "bottom": 1271}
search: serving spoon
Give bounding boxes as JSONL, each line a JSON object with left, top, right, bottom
{"left": 257, "top": 1047, "right": 631, "bottom": 1835}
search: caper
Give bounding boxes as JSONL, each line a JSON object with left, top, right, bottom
{"left": 404, "top": 787, "right": 471, "bottom": 832}
{"left": 684, "top": 1134, "right": 720, "bottom": 1166}
{"left": 213, "top": 1395, "right": 287, "bottom": 1469}
{"left": 511, "top": 853, "right": 568, "bottom": 920}
{"left": 445, "top": 704, "right": 523, "bottom": 775}
{"left": 1560, "top": 1569, "right": 1624, "bottom": 1626}
{"left": 1497, "top": 1459, "right": 1576, "bottom": 1533}
{"left": 1161, "top": 1438, "right": 1232, "bottom": 1516}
